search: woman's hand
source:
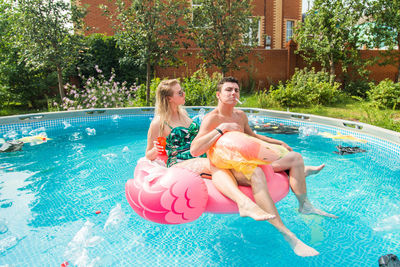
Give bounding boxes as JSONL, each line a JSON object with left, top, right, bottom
{"left": 153, "top": 140, "right": 166, "bottom": 155}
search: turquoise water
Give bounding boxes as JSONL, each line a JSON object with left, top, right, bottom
{"left": 0, "top": 114, "right": 400, "bottom": 266}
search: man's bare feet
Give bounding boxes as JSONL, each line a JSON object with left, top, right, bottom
{"left": 304, "top": 164, "right": 325, "bottom": 177}
{"left": 284, "top": 234, "right": 320, "bottom": 257}
{"left": 299, "top": 201, "right": 338, "bottom": 219}
{"left": 238, "top": 199, "right": 276, "bottom": 221}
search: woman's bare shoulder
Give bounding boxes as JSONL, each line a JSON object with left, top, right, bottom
{"left": 149, "top": 116, "right": 162, "bottom": 130}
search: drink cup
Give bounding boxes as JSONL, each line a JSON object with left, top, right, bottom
{"left": 157, "top": 137, "right": 167, "bottom": 155}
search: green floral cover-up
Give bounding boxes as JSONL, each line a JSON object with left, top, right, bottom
{"left": 166, "top": 121, "right": 206, "bottom": 167}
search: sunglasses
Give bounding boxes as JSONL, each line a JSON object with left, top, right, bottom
{"left": 177, "top": 89, "right": 185, "bottom": 97}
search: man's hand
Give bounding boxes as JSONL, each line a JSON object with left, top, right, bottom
{"left": 218, "top": 122, "right": 243, "bottom": 133}
{"left": 280, "top": 142, "right": 293, "bottom": 151}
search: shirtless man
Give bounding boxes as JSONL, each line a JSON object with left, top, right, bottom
{"left": 190, "top": 77, "right": 337, "bottom": 257}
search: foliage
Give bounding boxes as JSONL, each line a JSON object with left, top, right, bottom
{"left": 133, "top": 67, "right": 221, "bottom": 107}
{"left": 16, "top": 0, "right": 86, "bottom": 99}
{"left": 364, "top": 0, "right": 400, "bottom": 82}
{"left": 133, "top": 79, "right": 159, "bottom": 107}
{"left": 54, "top": 66, "right": 138, "bottom": 110}
{"left": 181, "top": 68, "right": 221, "bottom": 106}
{"left": 342, "top": 77, "right": 371, "bottom": 98}
{"left": 65, "top": 33, "right": 146, "bottom": 87}
{"left": 188, "top": 0, "right": 259, "bottom": 75}
{"left": 295, "top": 0, "right": 366, "bottom": 78}
{"left": 261, "top": 68, "right": 342, "bottom": 108}
{"left": 367, "top": 79, "right": 400, "bottom": 110}
{"left": 102, "top": 0, "right": 189, "bottom": 105}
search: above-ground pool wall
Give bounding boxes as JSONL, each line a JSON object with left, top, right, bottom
{"left": 1, "top": 107, "right": 399, "bottom": 149}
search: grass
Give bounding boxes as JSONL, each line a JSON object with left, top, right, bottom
{"left": 1, "top": 96, "right": 399, "bottom": 133}
{"left": 239, "top": 93, "right": 400, "bottom": 133}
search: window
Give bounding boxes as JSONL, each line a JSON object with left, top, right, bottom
{"left": 243, "top": 17, "right": 261, "bottom": 46}
{"left": 286, "top": 20, "right": 295, "bottom": 43}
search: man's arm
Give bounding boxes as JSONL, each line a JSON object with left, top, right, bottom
{"left": 190, "top": 113, "right": 242, "bottom": 157}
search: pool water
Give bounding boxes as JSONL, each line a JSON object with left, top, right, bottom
{"left": 0, "top": 114, "right": 400, "bottom": 266}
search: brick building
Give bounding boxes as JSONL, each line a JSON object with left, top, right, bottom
{"left": 79, "top": 0, "right": 398, "bottom": 86}
{"left": 81, "top": 0, "right": 302, "bottom": 50}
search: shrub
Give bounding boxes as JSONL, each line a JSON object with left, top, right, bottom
{"left": 343, "top": 78, "right": 371, "bottom": 98}
{"left": 181, "top": 67, "right": 222, "bottom": 106}
{"left": 266, "top": 68, "right": 342, "bottom": 108}
{"left": 132, "top": 78, "right": 160, "bottom": 107}
{"left": 65, "top": 34, "right": 146, "bottom": 87}
{"left": 54, "top": 66, "right": 138, "bottom": 110}
{"left": 132, "top": 67, "right": 222, "bottom": 107}
{"left": 367, "top": 79, "right": 400, "bottom": 110}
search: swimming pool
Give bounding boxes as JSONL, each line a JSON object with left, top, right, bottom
{"left": 1, "top": 108, "right": 400, "bottom": 266}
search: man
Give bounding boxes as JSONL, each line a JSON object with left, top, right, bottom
{"left": 190, "top": 77, "right": 337, "bottom": 257}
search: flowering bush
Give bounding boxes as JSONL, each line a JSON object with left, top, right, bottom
{"left": 54, "top": 66, "right": 139, "bottom": 110}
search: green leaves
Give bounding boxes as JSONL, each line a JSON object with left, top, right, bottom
{"left": 367, "top": 79, "right": 400, "bottom": 110}
{"left": 364, "top": 0, "right": 400, "bottom": 81}
{"left": 188, "top": 0, "right": 259, "bottom": 75}
{"left": 104, "top": 0, "right": 189, "bottom": 105}
{"left": 295, "top": 0, "right": 365, "bottom": 77}
{"left": 15, "top": 0, "right": 87, "bottom": 99}
{"left": 265, "top": 68, "right": 342, "bottom": 108}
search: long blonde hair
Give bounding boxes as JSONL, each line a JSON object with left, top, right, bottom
{"left": 155, "top": 79, "right": 188, "bottom": 134}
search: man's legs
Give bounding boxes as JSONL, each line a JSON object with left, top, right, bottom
{"left": 210, "top": 165, "right": 275, "bottom": 221}
{"left": 271, "top": 152, "right": 337, "bottom": 218}
{"left": 233, "top": 167, "right": 319, "bottom": 257}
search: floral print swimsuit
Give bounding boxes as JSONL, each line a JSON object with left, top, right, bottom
{"left": 165, "top": 121, "right": 206, "bottom": 167}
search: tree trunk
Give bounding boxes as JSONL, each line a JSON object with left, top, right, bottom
{"left": 329, "top": 56, "right": 335, "bottom": 77}
{"left": 56, "top": 64, "right": 65, "bottom": 100}
{"left": 396, "top": 34, "right": 400, "bottom": 83}
{"left": 146, "top": 61, "right": 151, "bottom": 106}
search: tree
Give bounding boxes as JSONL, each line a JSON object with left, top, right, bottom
{"left": 16, "top": 0, "right": 86, "bottom": 100}
{"left": 295, "top": 0, "right": 365, "bottom": 78}
{"left": 188, "top": 0, "right": 259, "bottom": 75}
{"left": 0, "top": 0, "right": 15, "bottom": 105}
{"left": 365, "top": 0, "right": 400, "bottom": 82}
{"left": 102, "top": 0, "right": 189, "bottom": 105}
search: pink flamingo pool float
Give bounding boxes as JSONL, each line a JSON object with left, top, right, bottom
{"left": 125, "top": 131, "right": 289, "bottom": 224}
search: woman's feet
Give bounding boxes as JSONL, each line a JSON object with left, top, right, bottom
{"left": 238, "top": 198, "right": 276, "bottom": 221}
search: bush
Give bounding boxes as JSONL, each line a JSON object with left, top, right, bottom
{"left": 367, "top": 79, "right": 400, "bottom": 110}
{"left": 132, "top": 67, "right": 222, "bottom": 107}
{"left": 54, "top": 66, "right": 138, "bottom": 110}
{"left": 265, "top": 68, "right": 342, "bottom": 108}
{"left": 343, "top": 78, "right": 371, "bottom": 98}
{"left": 132, "top": 78, "right": 160, "bottom": 107}
{"left": 65, "top": 34, "right": 146, "bottom": 88}
{"left": 181, "top": 67, "right": 222, "bottom": 106}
